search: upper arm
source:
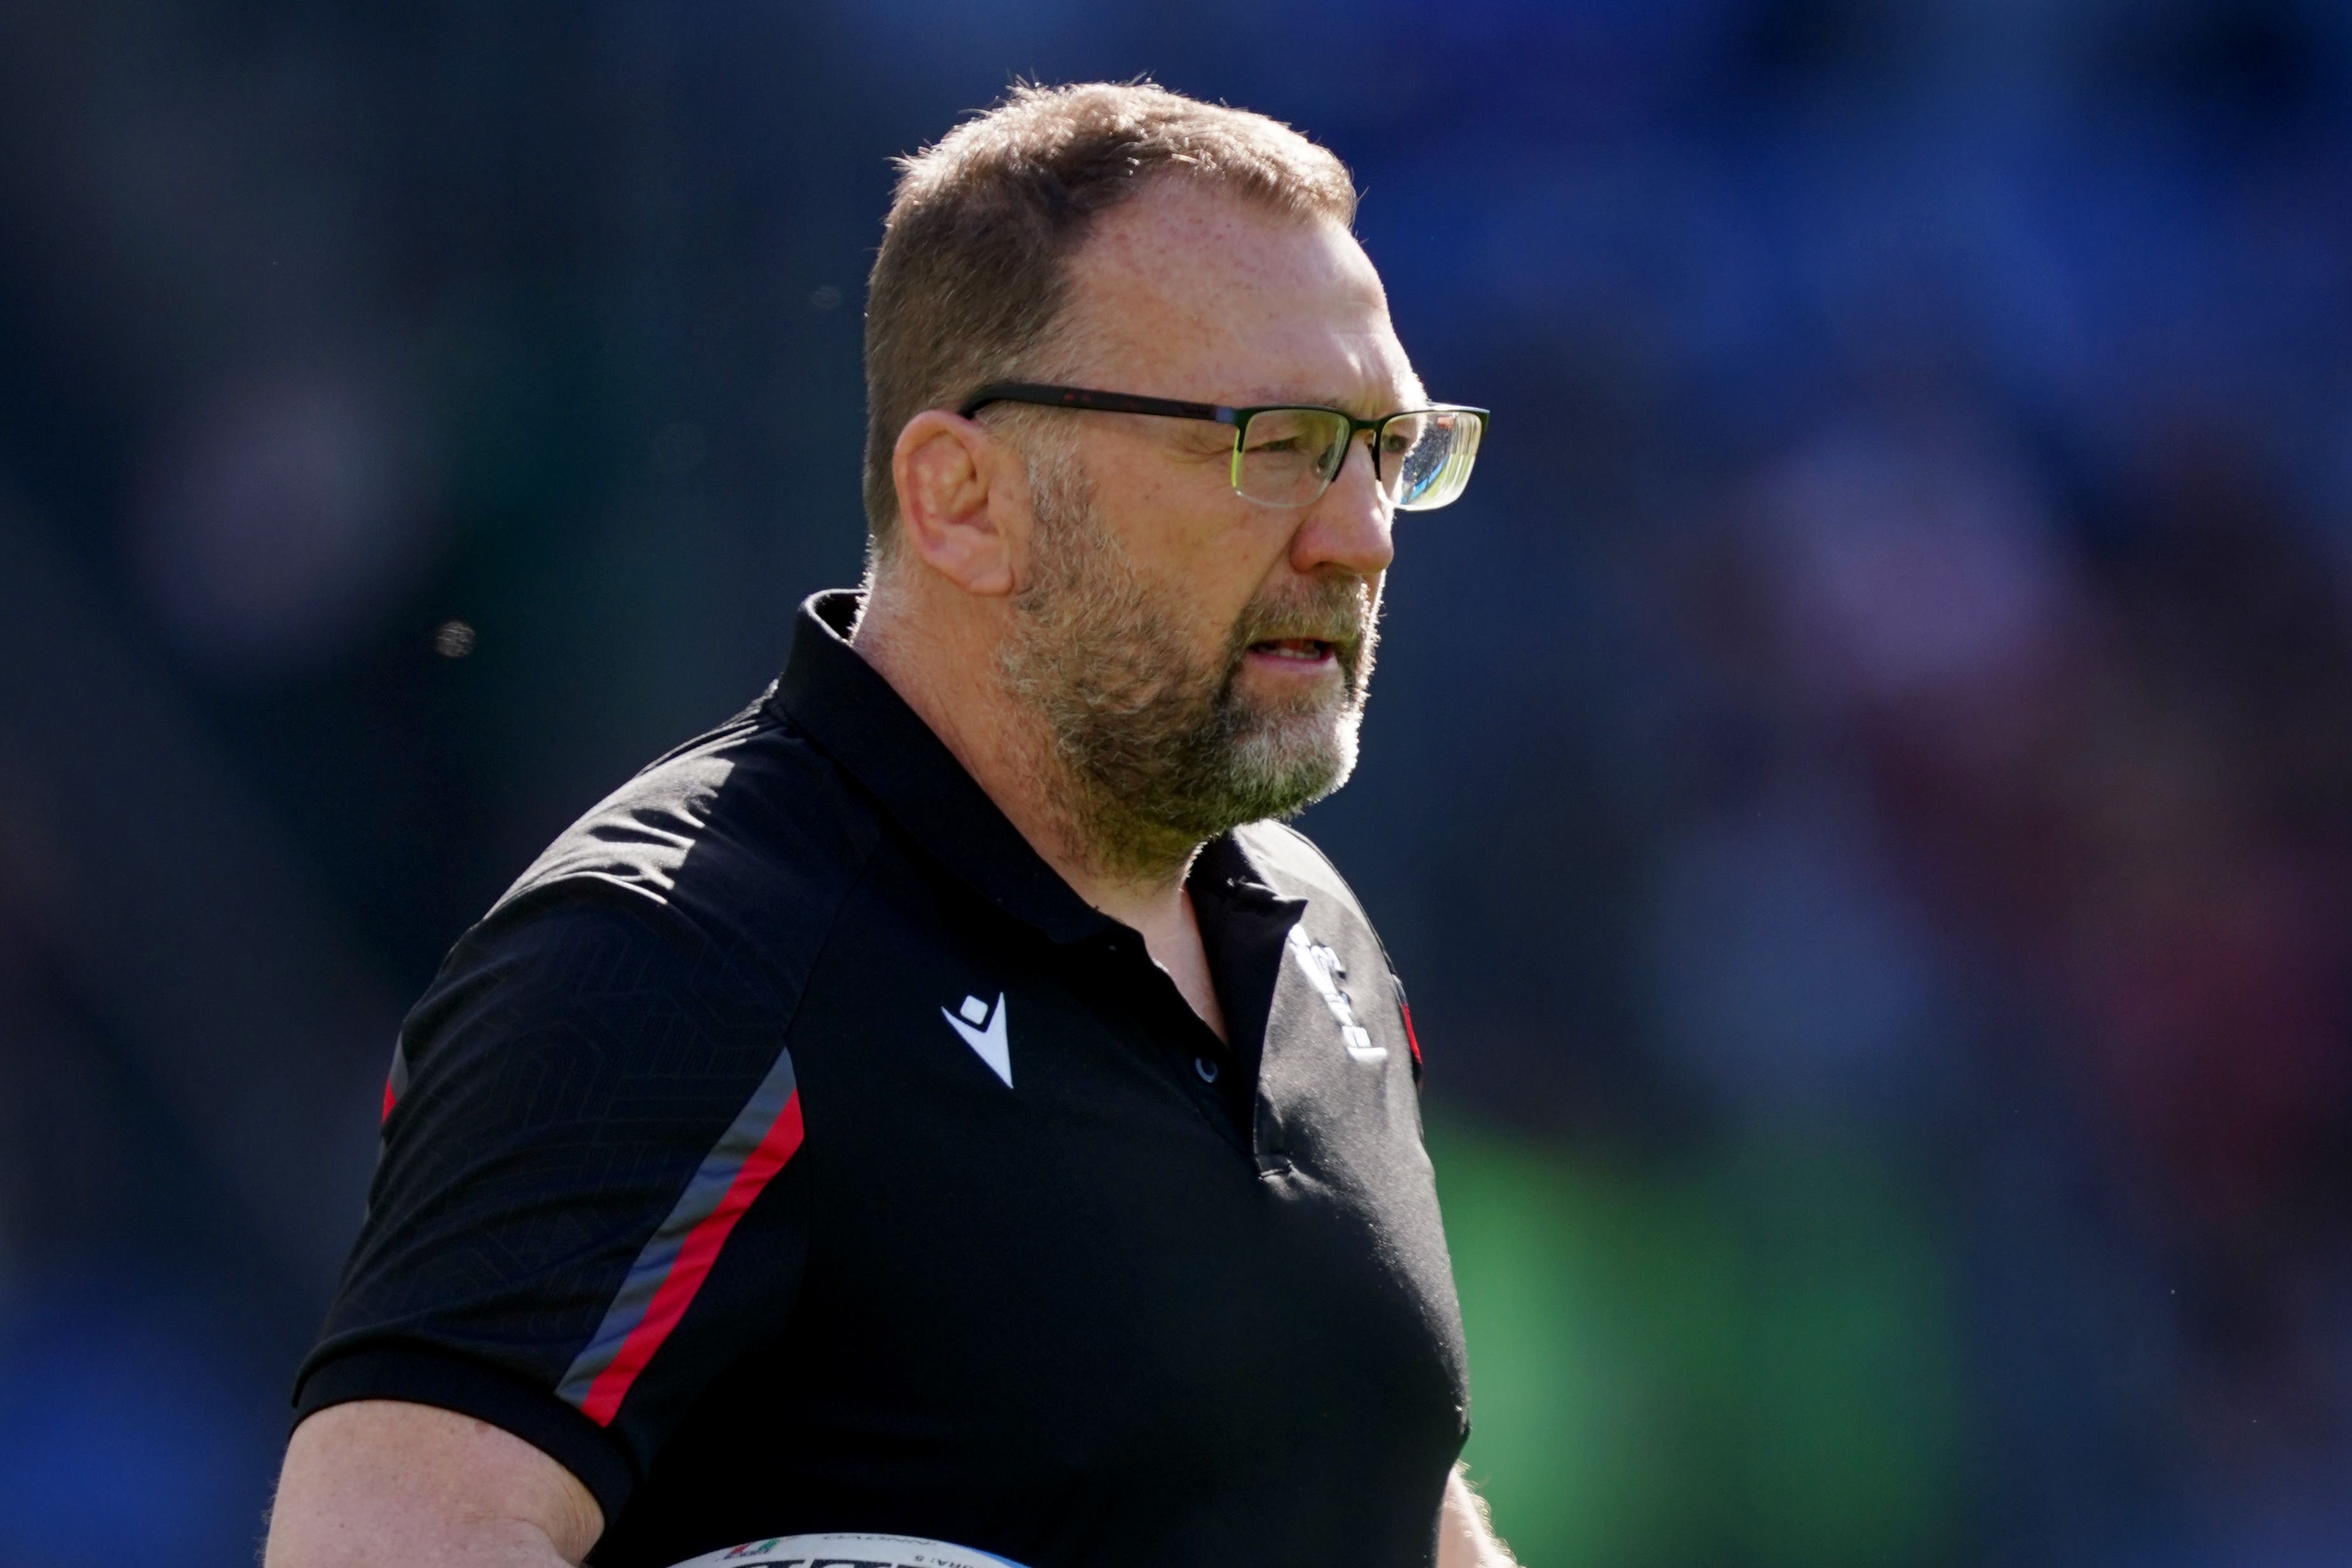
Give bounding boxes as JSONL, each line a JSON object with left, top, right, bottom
{"left": 266, "top": 1400, "right": 603, "bottom": 1568}
{"left": 295, "top": 889, "right": 814, "bottom": 1525}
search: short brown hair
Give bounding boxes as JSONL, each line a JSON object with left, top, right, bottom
{"left": 860, "top": 81, "right": 1358, "bottom": 558}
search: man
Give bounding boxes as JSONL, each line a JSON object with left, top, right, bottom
{"left": 264, "top": 83, "right": 1510, "bottom": 1567}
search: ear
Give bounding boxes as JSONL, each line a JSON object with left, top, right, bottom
{"left": 891, "top": 409, "right": 1019, "bottom": 597}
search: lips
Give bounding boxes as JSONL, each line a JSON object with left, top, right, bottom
{"left": 1248, "top": 638, "right": 1337, "bottom": 661}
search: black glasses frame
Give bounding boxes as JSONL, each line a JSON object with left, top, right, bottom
{"left": 956, "top": 381, "right": 1489, "bottom": 507}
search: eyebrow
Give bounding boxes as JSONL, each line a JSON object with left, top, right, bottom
{"left": 1227, "top": 380, "right": 1431, "bottom": 416}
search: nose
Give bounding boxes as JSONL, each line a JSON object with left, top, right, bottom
{"left": 1290, "top": 432, "right": 1395, "bottom": 579}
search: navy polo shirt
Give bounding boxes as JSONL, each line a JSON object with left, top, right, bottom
{"left": 294, "top": 590, "right": 1470, "bottom": 1567}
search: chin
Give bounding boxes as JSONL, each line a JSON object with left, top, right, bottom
{"left": 1229, "top": 704, "right": 1364, "bottom": 821}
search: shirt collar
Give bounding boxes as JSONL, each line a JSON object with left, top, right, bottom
{"left": 768, "top": 590, "right": 1114, "bottom": 943}
{"left": 769, "top": 590, "right": 1308, "bottom": 951}
{"left": 1187, "top": 831, "right": 1311, "bottom": 1074}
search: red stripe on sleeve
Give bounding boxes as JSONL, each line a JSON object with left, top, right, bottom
{"left": 577, "top": 1089, "right": 807, "bottom": 1426}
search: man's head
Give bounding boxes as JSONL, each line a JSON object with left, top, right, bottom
{"left": 860, "top": 83, "right": 1426, "bottom": 873}
{"left": 863, "top": 83, "right": 1359, "bottom": 551}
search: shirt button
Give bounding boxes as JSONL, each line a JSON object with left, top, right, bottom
{"left": 1193, "top": 1056, "right": 1220, "bottom": 1084}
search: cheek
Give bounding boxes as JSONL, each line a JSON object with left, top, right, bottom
{"left": 1106, "top": 492, "right": 1285, "bottom": 642}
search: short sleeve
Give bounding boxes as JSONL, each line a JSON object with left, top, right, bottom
{"left": 293, "top": 883, "right": 811, "bottom": 1522}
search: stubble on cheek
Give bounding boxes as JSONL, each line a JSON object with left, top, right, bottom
{"left": 997, "top": 446, "right": 1384, "bottom": 867}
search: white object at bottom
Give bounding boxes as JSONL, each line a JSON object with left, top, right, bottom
{"left": 663, "top": 1533, "right": 1028, "bottom": 1568}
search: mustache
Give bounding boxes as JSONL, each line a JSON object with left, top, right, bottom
{"left": 1229, "top": 578, "right": 1375, "bottom": 652}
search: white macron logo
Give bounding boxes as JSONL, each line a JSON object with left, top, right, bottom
{"left": 943, "top": 992, "right": 1012, "bottom": 1086}
{"left": 1287, "top": 927, "right": 1386, "bottom": 1064}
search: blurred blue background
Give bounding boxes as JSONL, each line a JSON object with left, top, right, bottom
{"left": 6, "top": 1, "right": 2352, "bottom": 1564}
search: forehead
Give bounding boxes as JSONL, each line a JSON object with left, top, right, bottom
{"left": 1057, "top": 179, "right": 1419, "bottom": 415}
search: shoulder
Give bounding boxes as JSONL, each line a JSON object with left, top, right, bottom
{"left": 391, "top": 700, "right": 874, "bottom": 1133}
{"left": 485, "top": 696, "right": 884, "bottom": 983}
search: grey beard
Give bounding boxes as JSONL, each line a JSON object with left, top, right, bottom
{"left": 996, "top": 443, "right": 1379, "bottom": 876}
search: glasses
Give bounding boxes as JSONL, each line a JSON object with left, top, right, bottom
{"left": 957, "top": 382, "right": 1489, "bottom": 511}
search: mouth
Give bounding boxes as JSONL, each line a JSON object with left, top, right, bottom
{"left": 1245, "top": 637, "right": 1339, "bottom": 666}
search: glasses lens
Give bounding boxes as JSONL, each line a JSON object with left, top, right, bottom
{"left": 1235, "top": 408, "right": 1351, "bottom": 506}
{"left": 1389, "top": 410, "right": 1483, "bottom": 511}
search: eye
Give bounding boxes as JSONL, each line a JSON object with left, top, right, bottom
{"left": 1381, "top": 416, "right": 1428, "bottom": 456}
{"left": 1241, "top": 409, "right": 1325, "bottom": 455}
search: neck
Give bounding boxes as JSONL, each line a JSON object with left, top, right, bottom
{"left": 851, "top": 573, "right": 1201, "bottom": 931}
